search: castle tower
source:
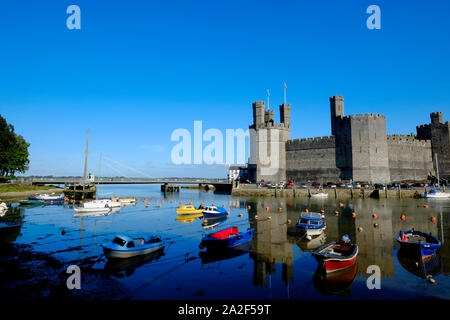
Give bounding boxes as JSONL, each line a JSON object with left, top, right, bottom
{"left": 330, "top": 95, "right": 344, "bottom": 135}
{"left": 431, "top": 112, "right": 443, "bottom": 125}
{"left": 280, "top": 103, "right": 291, "bottom": 129}
{"left": 252, "top": 101, "right": 265, "bottom": 129}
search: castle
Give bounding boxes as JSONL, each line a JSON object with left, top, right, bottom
{"left": 248, "top": 95, "right": 450, "bottom": 184}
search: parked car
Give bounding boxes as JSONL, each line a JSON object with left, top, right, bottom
{"left": 346, "top": 184, "right": 353, "bottom": 189}
{"left": 362, "top": 184, "right": 370, "bottom": 189}
{"left": 401, "top": 183, "right": 411, "bottom": 189}
{"left": 299, "top": 184, "right": 308, "bottom": 188}
{"left": 311, "top": 182, "right": 321, "bottom": 188}
{"left": 374, "top": 183, "right": 386, "bottom": 190}
{"left": 337, "top": 183, "right": 346, "bottom": 188}
{"left": 387, "top": 184, "right": 396, "bottom": 190}
{"left": 285, "top": 181, "right": 294, "bottom": 188}
{"left": 354, "top": 183, "right": 361, "bottom": 188}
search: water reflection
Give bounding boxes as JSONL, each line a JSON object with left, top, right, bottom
{"left": 397, "top": 249, "right": 441, "bottom": 280}
{"left": 104, "top": 249, "right": 165, "bottom": 278}
{"left": 312, "top": 262, "right": 358, "bottom": 296}
{"left": 201, "top": 215, "right": 227, "bottom": 229}
{"left": 199, "top": 242, "right": 252, "bottom": 265}
{"left": 0, "top": 205, "right": 24, "bottom": 243}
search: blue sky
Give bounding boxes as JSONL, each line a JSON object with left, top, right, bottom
{"left": 0, "top": 0, "right": 449, "bottom": 178}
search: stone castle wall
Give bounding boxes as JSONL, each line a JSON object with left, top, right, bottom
{"left": 286, "top": 136, "right": 340, "bottom": 182}
{"left": 387, "top": 134, "right": 434, "bottom": 181}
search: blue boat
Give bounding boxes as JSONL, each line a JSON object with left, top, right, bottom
{"left": 395, "top": 229, "right": 441, "bottom": 259}
{"left": 202, "top": 205, "right": 228, "bottom": 219}
{"left": 199, "top": 226, "right": 254, "bottom": 250}
{"left": 296, "top": 211, "right": 326, "bottom": 240}
{"left": 102, "top": 234, "right": 165, "bottom": 259}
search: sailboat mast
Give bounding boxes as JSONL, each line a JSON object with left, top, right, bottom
{"left": 83, "top": 128, "right": 90, "bottom": 180}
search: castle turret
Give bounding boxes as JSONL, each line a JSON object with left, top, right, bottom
{"left": 280, "top": 103, "right": 291, "bottom": 128}
{"left": 330, "top": 95, "right": 344, "bottom": 135}
{"left": 252, "top": 101, "right": 265, "bottom": 128}
{"left": 431, "top": 112, "right": 443, "bottom": 125}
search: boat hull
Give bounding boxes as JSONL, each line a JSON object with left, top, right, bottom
{"left": 103, "top": 243, "right": 165, "bottom": 259}
{"left": 313, "top": 242, "right": 358, "bottom": 273}
{"left": 201, "top": 227, "right": 254, "bottom": 250}
{"left": 395, "top": 230, "right": 441, "bottom": 259}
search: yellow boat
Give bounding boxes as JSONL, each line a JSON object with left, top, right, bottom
{"left": 176, "top": 205, "right": 203, "bottom": 214}
{"left": 176, "top": 213, "right": 203, "bottom": 223}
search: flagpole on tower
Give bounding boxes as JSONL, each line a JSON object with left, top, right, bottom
{"left": 284, "top": 82, "right": 287, "bottom": 105}
{"left": 267, "top": 89, "right": 270, "bottom": 110}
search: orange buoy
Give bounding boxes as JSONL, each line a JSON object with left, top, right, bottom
{"left": 401, "top": 214, "right": 406, "bottom": 221}
{"left": 227, "top": 211, "right": 230, "bottom": 216}
{"left": 266, "top": 207, "right": 269, "bottom": 211}
{"left": 358, "top": 227, "right": 364, "bottom": 232}
{"left": 424, "top": 204, "right": 429, "bottom": 209}
{"left": 158, "top": 205, "right": 161, "bottom": 208}
{"left": 235, "top": 205, "right": 238, "bottom": 208}
{"left": 247, "top": 205, "right": 251, "bottom": 210}
{"left": 238, "top": 213, "right": 243, "bottom": 218}
{"left": 255, "top": 215, "right": 258, "bottom": 220}
{"left": 179, "top": 201, "right": 183, "bottom": 204}
{"left": 278, "top": 207, "right": 282, "bottom": 212}
{"left": 339, "top": 203, "right": 344, "bottom": 207}
{"left": 305, "top": 209, "right": 309, "bottom": 213}
{"left": 352, "top": 212, "right": 356, "bottom": 218}
{"left": 334, "top": 210, "right": 339, "bottom": 216}
{"left": 222, "top": 204, "right": 226, "bottom": 208}
{"left": 287, "top": 219, "right": 292, "bottom": 224}
{"left": 372, "top": 213, "right": 378, "bottom": 219}
{"left": 61, "top": 229, "right": 66, "bottom": 235}
{"left": 320, "top": 209, "right": 325, "bottom": 213}
{"left": 268, "top": 216, "right": 272, "bottom": 220}
{"left": 373, "top": 223, "right": 379, "bottom": 228}
{"left": 430, "top": 217, "right": 436, "bottom": 223}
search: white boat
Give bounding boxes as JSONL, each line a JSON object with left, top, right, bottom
{"left": 29, "top": 193, "right": 64, "bottom": 201}
{"left": 102, "top": 235, "right": 165, "bottom": 259}
{"left": 73, "top": 207, "right": 112, "bottom": 216}
{"left": 119, "top": 198, "right": 136, "bottom": 204}
{"left": 423, "top": 189, "right": 450, "bottom": 199}
{"left": 311, "top": 191, "right": 329, "bottom": 198}
{"left": 83, "top": 199, "right": 121, "bottom": 208}
{"left": 0, "top": 202, "right": 7, "bottom": 217}
{"left": 424, "top": 153, "right": 450, "bottom": 199}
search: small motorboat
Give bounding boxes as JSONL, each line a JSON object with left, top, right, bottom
{"left": 312, "top": 235, "right": 358, "bottom": 273}
{"left": 176, "top": 204, "right": 204, "bottom": 214}
{"left": 296, "top": 211, "right": 326, "bottom": 240}
{"left": 83, "top": 199, "right": 121, "bottom": 209}
{"left": 19, "top": 199, "right": 45, "bottom": 206}
{"left": 119, "top": 198, "right": 136, "bottom": 204}
{"left": 395, "top": 229, "right": 441, "bottom": 259}
{"left": 311, "top": 191, "right": 329, "bottom": 199}
{"left": 102, "top": 234, "right": 165, "bottom": 259}
{"left": 29, "top": 193, "right": 64, "bottom": 202}
{"left": 73, "top": 207, "right": 111, "bottom": 216}
{"left": 0, "top": 202, "right": 7, "bottom": 216}
{"left": 202, "top": 205, "right": 228, "bottom": 218}
{"left": 422, "top": 188, "right": 450, "bottom": 199}
{"left": 199, "top": 226, "right": 254, "bottom": 250}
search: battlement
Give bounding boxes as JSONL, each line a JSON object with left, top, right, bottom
{"left": 339, "top": 113, "right": 386, "bottom": 120}
{"left": 286, "top": 135, "right": 335, "bottom": 150}
{"left": 387, "top": 134, "right": 431, "bottom": 146}
{"left": 416, "top": 124, "right": 431, "bottom": 130}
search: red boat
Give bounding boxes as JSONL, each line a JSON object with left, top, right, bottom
{"left": 312, "top": 235, "right": 358, "bottom": 273}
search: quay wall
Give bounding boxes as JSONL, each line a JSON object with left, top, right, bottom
{"left": 231, "top": 187, "right": 425, "bottom": 199}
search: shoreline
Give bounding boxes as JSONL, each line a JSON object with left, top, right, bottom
{"left": 0, "top": 188, "right": 63, "bottom": 201}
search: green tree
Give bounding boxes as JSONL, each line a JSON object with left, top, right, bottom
{"left": 0, "top": 115, "right": 30, "bottom": 177}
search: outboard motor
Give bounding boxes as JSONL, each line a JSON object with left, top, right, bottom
{"left": 341, "top": 234, "right": 351, "bottom": 244}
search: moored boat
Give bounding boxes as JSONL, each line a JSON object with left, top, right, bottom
{"left": 119, "top": 198, "right": 136, "bottom": 204}
{"left": 199, "top": 226, "right": 254, "bottom": 250}
{"left": 202, "top": 205, "right": 228, "bottom": 218}
{"left": 296, "top": 211, "right": 326, "bottom": 240}
{"left": 102, "top": 234, "right": 165, "bottom": 259}
{"left": 395, "top": 229, "right": 441, "bottom": 259}
{"left": 422, "top": 188, "right": 450, "bottom": 199}
{"left": 29, "top": 193, "right": 64, "bottom": 202}
{"left": 73, "top": 207, "right": 111, "bottom": 216}
{"left": 311, "top": 191, "right": 329, "bottom": 198}
{"left": 83, "top": 199, "right": 121, "bottom": 209}
{"left": 0, "top": 202, "right": 7, "bottom": 215}
{"left": 176, "top": 204, "right": 204, "bottom": 214}
{"left": 312, "top": 235, "right": 358, "bottom": 273}
{"left": 0, "top": 221, "right": 23, "bottom": 242}
{"left": 19, "top": 199, "right": 45, "bottom": 206}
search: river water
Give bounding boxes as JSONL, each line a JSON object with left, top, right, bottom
{"left": 1, "top": 184, "right": 449, "bottom": 300}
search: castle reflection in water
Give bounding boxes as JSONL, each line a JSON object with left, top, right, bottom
{"left": 234, "top": 197, "right": 449, "bottom": 288}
